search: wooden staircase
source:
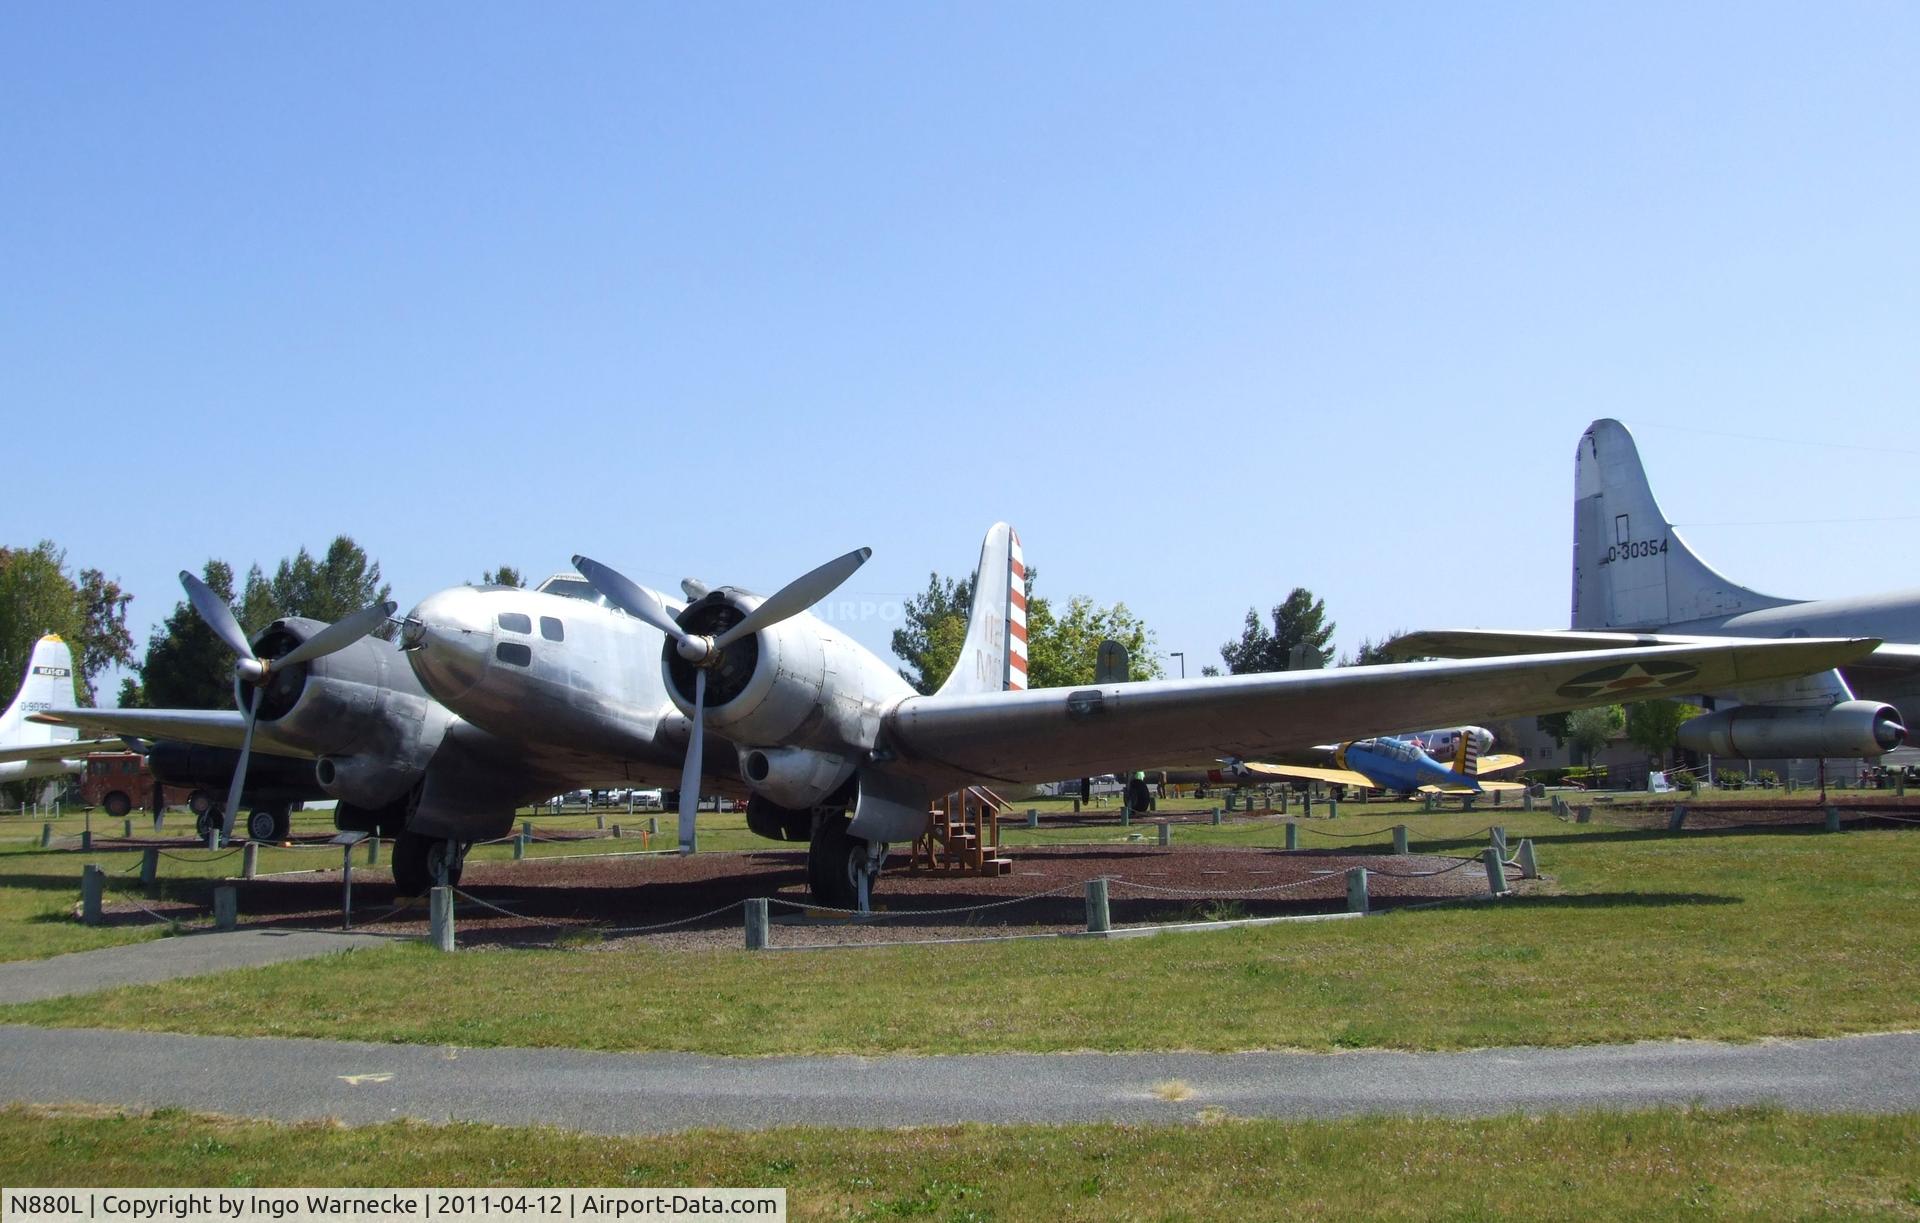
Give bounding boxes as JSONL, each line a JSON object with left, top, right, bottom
{"left": 910, "top": 785, "right": 1014, "bottom": 877}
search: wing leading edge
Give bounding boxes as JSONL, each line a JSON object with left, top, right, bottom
{"left": 884, "top": 638, "right": 1877, "bottom": 788}
{"left": 29, "top": 708, "right": 318, "bottom": 759}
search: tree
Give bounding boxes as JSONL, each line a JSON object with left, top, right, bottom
{"left": 138, "top": 537, "right": 392, "bottom": 709}
{"left": 892, "top": 568, "right": 1163, "bottom": 693}
{"left": 0, "top": 541, "right": 134, "bottom": 706}
{"left": 237, "top": 565, "right": 278, "bottom": 636}
{"left": 1624, "top": 698, "right": 1703, "bottom": 767}
{"left": 1567, "top": 704, "right": 1625, "bottom": 767}
{"left": 1219, "top": 589, "right": 1335, "bottom": 674}
{"left": 1025, "top": 595, "right": 1163, "bottom": 688}
{"left": 479, "top": 566, "right": 525, "bottom": 588}
{"left": 1535, "top": 711, "right": 1572, "bottom": 748}
{"left": 267, "top": 537, "right": 390, "bottom": 623}
{"left": 140, "top": 560, "right": 241, "bottom": 710}
{"left": 892, "top": 572, "right": 975, "bottom": 694}
{"left": 1340, "top": 631, "right": 1408, "bottom": 667}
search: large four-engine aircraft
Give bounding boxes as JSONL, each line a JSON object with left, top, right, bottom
{"left": 1390, "top": 419, "right": 1913, "bottom": 760}
{"left": 0, "top": 635, "right": 118, "bottom": 787}
{"left": 40, "top": 522, "right": 1884, "bottom": 906}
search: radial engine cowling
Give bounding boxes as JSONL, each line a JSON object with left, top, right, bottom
{"left": 1676, "top": 700, "right": 1907, "bottom": 759}
{"left": 663, "top": 590, "right": 900, "bottom": 757}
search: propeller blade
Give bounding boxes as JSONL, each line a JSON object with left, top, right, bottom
{"left": 222, "top": 687, "right": 261, "bottom": 839}
{"left": 573, "top": 556, "right": 689, "bottom": 643}
{"left": 677, "top": 668, "right": 705, "bottom": 854}
{"left": 180, "top": 570, "right": 256, "bottom": 661}
{"left": 713, "top": 546, "right": 872, "bottom": 648}
{"left": 275, "top": 600, "right": 400, "bottom": 668}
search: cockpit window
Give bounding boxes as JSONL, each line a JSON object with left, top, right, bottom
{"left": 495, "top": 642, "right": 532, "bottom": 667}
{"left": 540, "top": 616, "right": 564, "bottom": 641}
{"left": 536, "top": 576, "right": 612, "bottom": 608}
{"left": 498, "top": 612, "right": 532, "bottom": 634}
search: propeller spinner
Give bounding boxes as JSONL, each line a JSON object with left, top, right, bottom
{"left": 572, "top": 547, "right": 871, "bottom": 853}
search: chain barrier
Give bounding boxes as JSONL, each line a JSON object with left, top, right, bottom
{"left": 1364, "top": 856, "right": 1486, "bottom": 880}
{"left": 599, "top": 901, "right": 754, "bottom": 935}
{"left": 448, "top": 888, "right": 574, "bottom": 928}
{"left": 1104, "top": 872, "right": 1331, "bottom": 898}
{"left": 766, "top": 880, "right": 1087, "bottom": 919}
{"left": 156, "top": 848, "right": 245, "bottom": 864}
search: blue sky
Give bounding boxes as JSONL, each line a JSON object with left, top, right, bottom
{"left": 4, "top": 3, "right": 1917, "bottom": 695}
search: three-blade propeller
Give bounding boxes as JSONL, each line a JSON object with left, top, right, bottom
{"left": 571, "top": 547, "right": 871, "bottom": 853}
{"left": 177, "top": 570, "right": 396, "bottom": 839}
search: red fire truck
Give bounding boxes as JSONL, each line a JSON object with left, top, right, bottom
{"left": 75, "top": 752, "right": 193, "bottom": 817}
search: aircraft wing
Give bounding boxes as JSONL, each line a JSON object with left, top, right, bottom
{"left": 1235, "top": 761, "right": 1376, "bottom": 788}
{"left": 29, "top": 709, "right": 319, "bottom": 759}
{"left": 1477, "top": 753, "right": 1527, "bottom": 776}
{"left": 1390, "top": 628, "right": 1920, "bottom": 674}
{"left": 1419, "top": 779, "right": 1529, "bottom": 794}
{"left": 884, "top": 638, "right": 1876, "bottom": 787}
{"left": 0, "top": 739, "right": 120, "bottom": 764}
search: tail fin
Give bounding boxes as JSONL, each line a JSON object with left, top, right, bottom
{"left": 2, "top": 635, "right": 80, "bottom": 745}
{"left": 1450, "top": 731, "right": 1479, "bottom": 779}
{"left": 1572, "top": 419, "right": 1792, "bottom": 630}
{"left": 937, "top": 523, "right": 1026, "bottom": 697}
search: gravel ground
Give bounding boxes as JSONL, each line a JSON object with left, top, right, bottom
{"left": 94, "top": 838, "right": 1519, "bottom": 952}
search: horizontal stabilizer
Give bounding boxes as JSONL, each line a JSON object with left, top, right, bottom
{"left": 0, "top": 738, "right": 119, "bottom": 764}
{"left": 1421, "top": 779, "right": 1528, "bottom": 794}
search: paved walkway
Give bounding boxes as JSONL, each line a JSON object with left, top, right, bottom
{"left": 1, "top": 1026, "right": 1914, "bottom": 1133}
{"left": 0, "top": 931, "right": 393, "bottom": 1004}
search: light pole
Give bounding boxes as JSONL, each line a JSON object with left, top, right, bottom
{"left": 1170, "top": 651, "right": 1185, "bottom": 679}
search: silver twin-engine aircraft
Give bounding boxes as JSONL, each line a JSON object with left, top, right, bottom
{"left": 38, "top": 521, "right": 1884, "bottom": 906}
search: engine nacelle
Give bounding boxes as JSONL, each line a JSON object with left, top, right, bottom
{"left": 1677, "top": 700, "right": 1906, "bottom": 759}
{"left": 739, "top": 746, "right": 856, "bottom": 810}
{"left": 230, "top": 617, "right": 448, "bottom": 808}
{"left": 315, "top": 752, "right": 416, "bottom": 809}
{"left": 663, "top": 590, "right": 910, "bottom": 757}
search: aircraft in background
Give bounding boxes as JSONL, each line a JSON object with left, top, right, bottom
{"left": 1235, "top": 726, "right": 1526, "bottom": 796}
{"left": 42, "top": 522, "right": 1882, "bottom": 907}
{"left": 1162, "top": 726, "right": 1526, "bottom": 798}
{"left": 1390, "top": 419, "right": 1911, "bottom": 761}
{"left": 0, "top": 635, "right": 118, "bottom": 788}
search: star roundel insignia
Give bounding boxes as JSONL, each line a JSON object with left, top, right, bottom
{"left": 1555, "top": 659, "right": 1700, "bottom": 700}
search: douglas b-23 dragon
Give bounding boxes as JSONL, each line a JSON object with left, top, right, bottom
{"left": 39, "top": 523, "right": 1884, "bottom": 907}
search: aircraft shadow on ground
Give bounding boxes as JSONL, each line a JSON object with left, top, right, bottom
{"left": 1496, "top": 890, "right": 1740, "bottom": 910}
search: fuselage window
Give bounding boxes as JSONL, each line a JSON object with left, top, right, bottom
{"left": 540, "top": 616, "right": 564, "bottom": 642}
{"left": 498, "top": 612, "right": 533, "bottom": 634}
{"left": 496, "top": 641, "right": 532, "bottom": 667}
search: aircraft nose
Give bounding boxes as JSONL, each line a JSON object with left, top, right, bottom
{"left": 402, "top": 586, "right": 494, "bottom": 703}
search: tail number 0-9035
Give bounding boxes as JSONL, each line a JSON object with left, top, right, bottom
{"left": 1607, "top": 538, "right": 1668, "bottom": 563}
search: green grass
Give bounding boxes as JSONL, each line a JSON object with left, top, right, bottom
{"left": 1, "top": 1104, "right": 1916, "bottom": 1218}
{"left": 5, "top": 812, "right": 1918, "bottom": 1056}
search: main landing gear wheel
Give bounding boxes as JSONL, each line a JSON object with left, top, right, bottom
{"left": 187, "top": 789, "right": 212, "bottom": 816}
{"left": 245, "top": 807, "right": 290, "bottom": 843}
{"left": 391, "top": 831, "right": 468, "bottom": 897}
{"left": 195, "top": 806, "right": 225, "bottom": 842}
{"left": 807, "top": 814, "right": 886, "bottom": 911}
